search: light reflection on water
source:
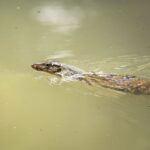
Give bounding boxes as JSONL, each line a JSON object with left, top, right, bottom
{"left": 33, "top": 3, "right": 84, "bottom": 33}
{"left": 0, "top": 0, "right": 150, "bottom": 150}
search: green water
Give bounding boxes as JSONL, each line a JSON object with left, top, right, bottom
{"left": 0, "top": 0, "right": 150, "bottom": 150}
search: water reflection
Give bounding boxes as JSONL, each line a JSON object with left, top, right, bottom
{"left": 33, "top": 3, "right": 83, "bottom": 33}
{"left": 45, "top": 50, "right": 74, "bottom": 60}
{"left": 0, "top": 1, "right": 150, "bottom": 150}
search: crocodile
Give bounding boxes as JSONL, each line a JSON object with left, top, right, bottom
{"left": 31, "top": 60, "right": 150, "bottom": 95}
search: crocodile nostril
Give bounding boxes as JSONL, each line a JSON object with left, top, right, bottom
{"left": 31, "top": 64, "right": 36, "bottom": 69}
{"left": 31, "top": 64, "right": 41, "bottom": 70}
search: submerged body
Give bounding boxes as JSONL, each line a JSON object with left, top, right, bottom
{"left": 32, "top": 60, "right": 150, "bottom": 95}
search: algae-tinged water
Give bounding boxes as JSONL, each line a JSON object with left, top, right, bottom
{"left": 0, "top": 0, "right": 150, "bottom": 150}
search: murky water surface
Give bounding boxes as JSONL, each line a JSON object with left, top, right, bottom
{"left": 0, "top": 0, "right": 150, "bottom": 150}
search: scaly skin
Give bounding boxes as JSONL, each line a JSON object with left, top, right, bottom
{"left": 82, "top": 73, "right": 150, "bottom": 94}
{"left": 31, "top": 60, "right": 150, "bottom": 95}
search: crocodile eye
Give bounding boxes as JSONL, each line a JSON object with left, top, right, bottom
{"left": 46, "top": 63, "right": 50, "bottom": 67}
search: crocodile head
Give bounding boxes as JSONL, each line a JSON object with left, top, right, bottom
{"left": 31, "top": 60, "right": 62, "bottom": 75}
